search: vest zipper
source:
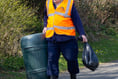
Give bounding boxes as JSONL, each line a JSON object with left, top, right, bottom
{"left": 53, "top": 11, "right": 56, "bottom": 42}
{"left": 53, "top": 11, "right": 55, "bottom": 33}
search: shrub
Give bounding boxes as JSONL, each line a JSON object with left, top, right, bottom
{"left": 0, "top": 0, "right": 43, "bottom": 56}
{"left": 20, "top": 0, "right": 46, "bottom": 18}
{"left": 105, "top": 28, "right": 116, "bottom": 35}
{"left": 75, "top": 0, "right": 118, "bottom": 40}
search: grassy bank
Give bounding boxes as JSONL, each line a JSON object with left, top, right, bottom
{"left": 0, "top": 71, "right": 26, "bottom": 79}
{"left": 0, "top": 35, "right": 118, "bottom": 79}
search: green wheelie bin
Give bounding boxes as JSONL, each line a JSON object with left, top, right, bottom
{"left": 21, "top": 33, "right": 49, "bottom": 79}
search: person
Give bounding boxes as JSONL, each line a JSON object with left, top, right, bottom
{"left": 42, "top": 0, "right": 88, "bottom": 79}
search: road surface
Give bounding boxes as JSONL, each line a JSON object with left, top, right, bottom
{"left": 59, "top": 60, "right": 118, "bottom": 79}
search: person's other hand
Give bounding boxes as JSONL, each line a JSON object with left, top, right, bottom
{"left": 42, "top": 27, "right": 47, "bottom": 33}
{"left": 82, "top": 35, "right": 88, "bottom": 43}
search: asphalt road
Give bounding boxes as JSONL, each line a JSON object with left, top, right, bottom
{"left": 59, "top": 60, "right": 118, "bottom": 79}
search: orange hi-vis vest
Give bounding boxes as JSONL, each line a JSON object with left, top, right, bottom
{"left": 46, "top": 0, "right": 76, "bottom": 38}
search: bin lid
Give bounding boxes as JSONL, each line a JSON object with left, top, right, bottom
{"left": 21, "top": 33, "right": 47, "bottom": 49}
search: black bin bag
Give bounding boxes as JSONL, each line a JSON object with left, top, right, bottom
{"left": 82, "top": 42, "right": 99, "bottom": 71}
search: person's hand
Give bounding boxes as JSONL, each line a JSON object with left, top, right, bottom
{"left": 82, "top": 35, "right": 88, "bottom": 43}
{"left": 42, "top": 27, "right": 47, "bottom": 33}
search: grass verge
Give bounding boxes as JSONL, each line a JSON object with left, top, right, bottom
{"left": 0, "top": 71, "right": 26, "bottom": 79}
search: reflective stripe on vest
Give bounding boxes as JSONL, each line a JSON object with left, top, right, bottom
{"left": 47, "top": 26, "right": 75, "bottom": 30}
{"left": 47, "top": 0, "right": 50, "bottom": 15}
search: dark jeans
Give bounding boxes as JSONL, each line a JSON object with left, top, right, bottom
{"left": 47, "top": 39, "right": 79, "bottom": 76}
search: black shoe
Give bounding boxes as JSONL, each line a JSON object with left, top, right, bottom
{"left": 50, "top": 76, "right": 58, "bottom": 79}
{"left": 48, "top": 76, "right": 50, "bottom": 79}
{"left": 70, "top": 74, "right": 76, "bottom": 79}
